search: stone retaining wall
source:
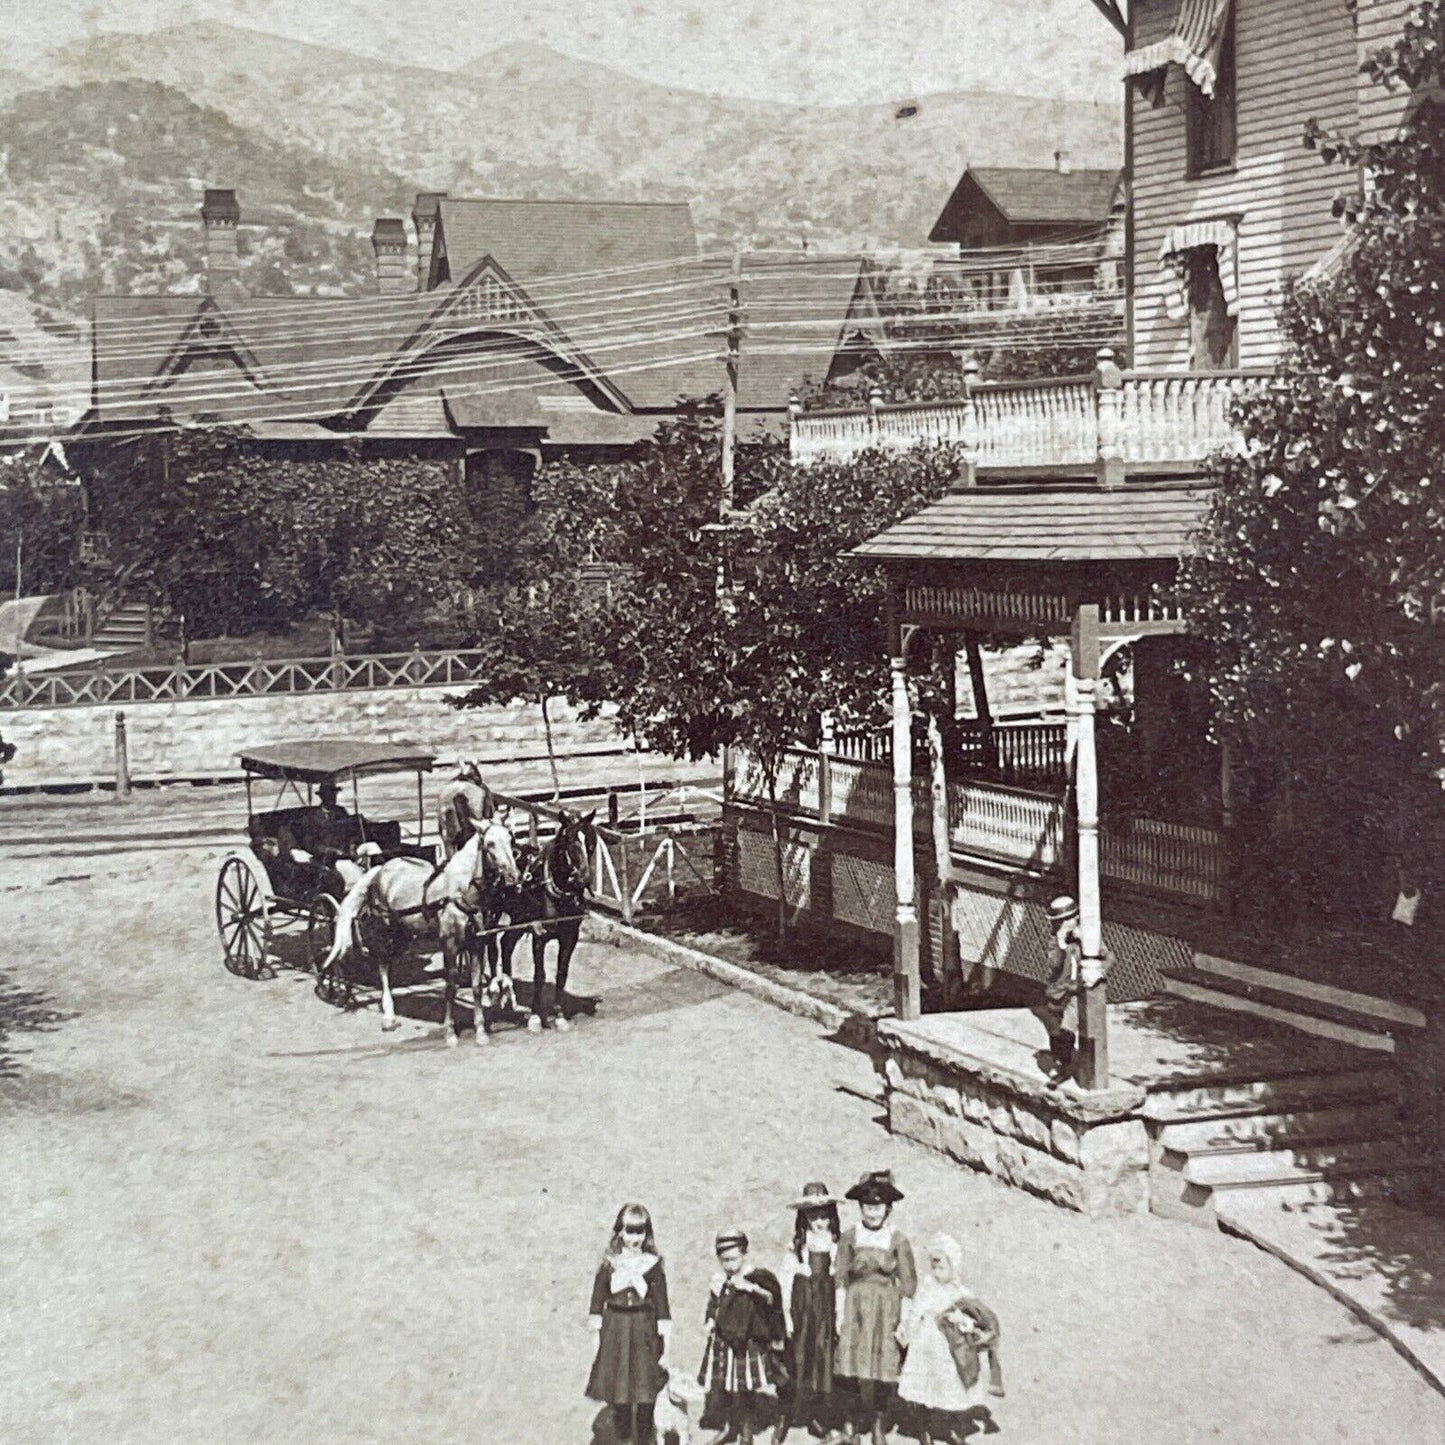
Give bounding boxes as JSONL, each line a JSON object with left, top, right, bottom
{"left": 0, "top": 687, "right": 619, "bottom": 788}
{"left": 878, "top": 1017, "right": 1150, "bottom": 1218}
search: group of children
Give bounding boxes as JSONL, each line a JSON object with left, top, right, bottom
{"left": 586, "top": 1171, "right": 1003, "bottom": 1445}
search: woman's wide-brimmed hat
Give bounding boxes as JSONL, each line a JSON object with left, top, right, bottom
{"left": 1047, "top": 894, "right": 1080, "bottom": 927}
{"left": 788, "top": 1181, "right": 843, "bottom": 1211}
{"left": 845, "top": 1169, "right": 904, "bottom": 1205}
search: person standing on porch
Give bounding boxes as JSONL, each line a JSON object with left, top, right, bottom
{"left": 1032, "top": 895, "right": 1111, "bottom": 1086}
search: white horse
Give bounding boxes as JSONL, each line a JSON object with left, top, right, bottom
{"left": 321, "top": 819, "right": 520, "bottom": 1047}
{"left": 437, "top": 760, "right": 495, "bottom": 860}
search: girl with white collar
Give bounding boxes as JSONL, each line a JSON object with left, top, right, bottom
{"left": 834, "top": 1170, "right": 917, "bottom": 1445}
{"left": 587, "top": 1202, "right": 672, "bottom": 1445}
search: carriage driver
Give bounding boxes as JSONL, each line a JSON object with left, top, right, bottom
{"left": 280, "top": 780, "right": 351, "bottom": 865}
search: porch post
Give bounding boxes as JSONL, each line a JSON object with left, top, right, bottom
{"left": 963, "top": 635, "right": 994, "bottom": 767}
{"left": 1070, "top": 603, "right": 1109, "bottom": 1089}
{"left": 889, "top": 604, "right": 921, "bottom": 1021}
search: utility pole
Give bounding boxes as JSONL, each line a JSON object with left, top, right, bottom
{"left": 721, "top": 249, "right": 743, "bottom": 520}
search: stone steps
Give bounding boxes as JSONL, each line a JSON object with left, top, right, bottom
{"left": 1142, "top": 1066, "right": 1398, "bottom": 1124}
{"left": 1156, "top": 1098, "right": 1403, "bottom": 1160}
{"left": 1144, "top": 1051, "right": 1415, "bottom": 1228}
{"left": 1180, "top": 1134, "right": 1421, "bottom": 1191}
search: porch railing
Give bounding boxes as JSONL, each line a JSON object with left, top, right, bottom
{"left": 789, "top": 359, "right": 1270, "bottom": 472}
{"left": 729, "top": 745, "right": 1224, "bottom": 905}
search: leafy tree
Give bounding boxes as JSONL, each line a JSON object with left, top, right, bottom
{"left": 1179, "top": 5, "right": 1445, "bottom": 923}
{"left": 447, "top": 456, "right": 618, "bottom": 796}
{"left": 599, "top": 408, "right": 957, "bottom": 933}
{"left": 0, "top": 448, "right": 84, "bottom": 598}
{"left": 74, "top": 429, "right": 477, "bottom": 643}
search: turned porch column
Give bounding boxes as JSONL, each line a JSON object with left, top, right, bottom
{"left": 889, "top": 608, "right": 921, "bottom": 1021}
{"left": 1070, "top": 602, "right": 1109, "bottom": 1089}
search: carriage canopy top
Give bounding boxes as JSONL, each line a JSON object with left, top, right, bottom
{"left": 237, "top": 741, "right": 437, "bottom": 785}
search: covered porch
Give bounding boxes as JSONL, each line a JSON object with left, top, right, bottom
{"left": 860, "top": 480, "right": 1221, "bottom": 1091}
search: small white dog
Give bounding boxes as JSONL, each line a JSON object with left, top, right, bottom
{"left": 652, "top": 1368, "right": 703, "bottom": 1445}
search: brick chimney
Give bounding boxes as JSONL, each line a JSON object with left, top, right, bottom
{"left": 411, "top": 192, "right": 447, "bottom": 291}
{"left": 200, "top": 188, "right": 242, "bottom": 293}
{"left": 371, "top": 218, "right": 411, "bottom": 295}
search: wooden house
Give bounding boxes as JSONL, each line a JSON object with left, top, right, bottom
{"left": 927, "top": 161, "right": 1126, "bottom": 309}
{"left": 765, "top": 0, "right": 1432, "bottom": 1089}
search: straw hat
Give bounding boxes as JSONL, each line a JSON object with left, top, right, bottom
{"left": 714, "top": 1226, "right": 749, "bottom": 1254}
{"left": 788, "top": 1181, "right": 843, "bottom": 1211}
{"left": 1047, "top": 895, "right": 1080, "bottom": 927}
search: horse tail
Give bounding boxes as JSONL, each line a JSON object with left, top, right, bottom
{"left": 320, "top": 867, "right": 380, "bottom": 973}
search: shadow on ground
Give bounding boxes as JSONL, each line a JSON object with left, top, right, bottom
{"left": 0, "top": 965, "right": 69, "bottom": 1082}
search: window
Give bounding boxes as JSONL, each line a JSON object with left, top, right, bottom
{"left": 1186, "top": 13, "right": 1237, "bottom": 176}
{"left": 1185, "top": 247, "right": 1238, "bottom": 370}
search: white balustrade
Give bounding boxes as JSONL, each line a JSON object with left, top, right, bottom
{"left": 791, "top": 370, "right": 1265, "bottom": 471}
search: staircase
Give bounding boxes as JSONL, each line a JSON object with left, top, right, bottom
{"left": 1161, "top": 952, "right": 1424, "bottom": 1052}
{"left": 92, "top": 601, "right": 151, "bottom": 651}
{"left": 1148, "top": 955, "right": 1428, "bottom": 1227}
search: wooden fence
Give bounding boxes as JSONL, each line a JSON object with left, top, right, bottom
{"left": 0, "top": 648, "right": 492, "bottom": 710}
{"left": 483, "top": 784, "right": 720, "bottom": 924}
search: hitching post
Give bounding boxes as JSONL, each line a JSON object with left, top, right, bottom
{"left": 113, "top": 710, "right": 131, "bottom": 799}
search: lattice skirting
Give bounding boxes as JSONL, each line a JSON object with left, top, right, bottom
{"left": 831, "top": 853, "right": 896, "bottom": 935}
{"left": 735, "top": 827, "right": 811, "bottom": 908}
{"left": 950, "top": 881, "right": 1186, "bottom": 1002}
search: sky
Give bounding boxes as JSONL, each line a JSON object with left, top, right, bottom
{"left": 0, "top": 0, "right": 1123, "bottom": 105}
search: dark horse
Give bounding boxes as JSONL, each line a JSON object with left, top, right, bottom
{"left": 498, "top": 808, "right": 594, "bottom": 1031}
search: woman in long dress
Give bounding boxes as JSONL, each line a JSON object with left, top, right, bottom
{"left": 896, "top": 1234, "right": 1001, "bottom": 1444}
{"left": 834, "top": 1170, "right": 916, "bottom": 1445}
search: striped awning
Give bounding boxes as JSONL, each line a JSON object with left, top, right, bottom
{"left": 1125, "top": 0, "right": 1234, "bottom": 98}
{"left": 1159, "top": 218, "right": 1239, "bottom": 321}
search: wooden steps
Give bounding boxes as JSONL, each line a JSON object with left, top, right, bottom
{"left": 1161, "top": 952, "right": 1425, "bottom": 1054}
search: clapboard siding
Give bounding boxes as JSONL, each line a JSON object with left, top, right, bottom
{"left": 1356, "top": 0, "right": 1415, "bottom": 143}
{"left": 1130, "top": 0, "right": 1360, "bottom": 370}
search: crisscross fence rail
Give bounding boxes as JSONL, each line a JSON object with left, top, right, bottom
{"left": 0, "top": 648, "right": 492, "bottom": 710}
{"left": 483, "top": 783, "right": 720, "bottom": 924}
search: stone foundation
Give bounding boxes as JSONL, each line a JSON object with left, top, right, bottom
{"left": 878, "top": 1016, "right": 1149, "bottom": 1218}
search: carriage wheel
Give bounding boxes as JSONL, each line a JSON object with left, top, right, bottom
{"left": 216, "top": 857, "right": 273, "bottom": 980}
{"left": 311, "top": 897, "right": 355, "bottom": 1008}
{"left": 306, "top": 894, "right": 339, "bottom": 974}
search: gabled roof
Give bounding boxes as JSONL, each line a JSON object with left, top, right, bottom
{"left": 728, "top": 255, "right": 889, "bottom": 411}
{"left": 855, "top": 485, "right": 1211, "bottom": 563}
{"left": 432, "top": 198, "right": 699, "bottom": 287}
{"left": 929, "top": 167, "right": 1123, "bottom": 242}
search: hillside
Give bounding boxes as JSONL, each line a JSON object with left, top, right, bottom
{"left": 0, "top": 79, "right": 413, "bottom": 310}
{"left": 0, "top": 22, "right": 1121, "bottom": 322}
{"left": 40, "top": 24, "right": 1119, "bottom": 247}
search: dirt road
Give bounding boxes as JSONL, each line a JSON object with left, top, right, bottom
{"left": 1, "top": 841, "right": 1442, "bottom": 1444}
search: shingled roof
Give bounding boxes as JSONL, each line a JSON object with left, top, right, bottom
{"left": 431, "top": 198, "right": 699, "bottom": 286}
{"left": 729, "top": 255, "right": 887, "bottom": 411}
{"left": 854, "top": 485, "right": 1212, "bottom": 563}
{"left": 929, "top": 167, "right": 1123, "bottom": 242}
{"left": 87, "top": 202, "right": 876, "bottom": 439}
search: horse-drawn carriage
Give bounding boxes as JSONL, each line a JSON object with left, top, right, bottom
{"left": 214, "top": 741, "right": 438, "bottom": 1001}
{"left": 215, "top": 740, "right": 595, "bottom": 1045}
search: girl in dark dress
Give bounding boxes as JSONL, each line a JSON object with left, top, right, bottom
{"left": 587, "top": 1203, "right": 672, "bottom": 1445}
{"left": 773, "top": 1182, "right": 842, "bottom": 1445}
